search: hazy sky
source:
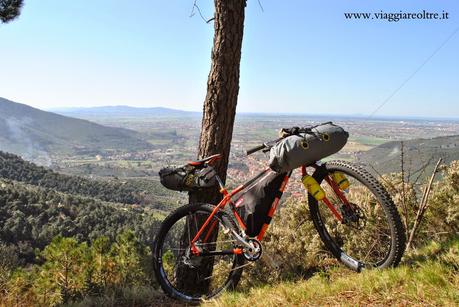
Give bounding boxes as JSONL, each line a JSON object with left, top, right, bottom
{"left": 1, "top": 0, "right": 458, "bottom": 117}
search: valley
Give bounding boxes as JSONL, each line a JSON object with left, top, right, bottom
{"left": 3, "top": 97, "right": 459, "bottom": 201}
{"left": 48, "top": 110, "right": 459, "bottom": 194}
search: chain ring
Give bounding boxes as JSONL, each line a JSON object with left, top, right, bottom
{"left": 243, "top": 238, "right": 263, "bottom": 261}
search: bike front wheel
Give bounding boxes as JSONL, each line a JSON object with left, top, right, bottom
{"left": 152, "top": 203, "right": 244, "bottom": 303}
{"left": 308, "top": 160, "right": 406, "bottom": 270}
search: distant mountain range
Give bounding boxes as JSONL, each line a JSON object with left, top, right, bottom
{"left": 0, "top": 97, "right": 152, "bottom": 164}
{"left": 51, "top": 105, "right": 200, "bottom": 119}
{"left": 358, "top": 135, "right": 459, "bottom": 176}
{"left": 51, "top": 106, "right": 459, "bottom": 122}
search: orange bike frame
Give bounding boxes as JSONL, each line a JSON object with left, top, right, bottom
{"left": 191, "top": 164, "right": 351, "bottom": 254}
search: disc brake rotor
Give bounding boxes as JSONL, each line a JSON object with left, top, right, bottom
{"left": 341, "top": 203, "right": 366, "bottom": 229}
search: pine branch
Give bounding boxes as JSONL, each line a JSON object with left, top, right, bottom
{"left": 0, "top": 0, "right": 24, "bottom": 24}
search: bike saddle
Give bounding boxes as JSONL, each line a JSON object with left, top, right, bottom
{"left": 188, "top": 153, "right": 222, "bottom": 166}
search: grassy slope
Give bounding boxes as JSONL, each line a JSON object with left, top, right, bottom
{"left": 0, "top": 151, "right": 182, "bottom": 211}
{"left": 209, "top": 238, "right": 459, "bottom": 306}
{"left": 41, "top": 238, "right": 459, "bottom": 307}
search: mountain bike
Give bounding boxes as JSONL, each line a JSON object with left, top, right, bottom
{"left": 152, "top": 124, "right": 406, "bottom": 303}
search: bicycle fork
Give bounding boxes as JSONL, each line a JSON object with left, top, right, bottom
{"left": 304, "top": 164, "right": 356, "bottom": 223}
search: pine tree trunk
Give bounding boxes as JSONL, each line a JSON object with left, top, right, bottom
{"left": 176, "top": 0, "right": 246, "bottom": 293}
{"left": 196, "top": 0, "right": 246, "bottom": 190}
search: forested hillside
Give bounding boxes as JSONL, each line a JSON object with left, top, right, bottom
{"left": 0, "top": 151, "right": 174, "bottom": 208}
{"left": 0, "top": 97, "right": 152, "bottom": 162}
{"left": 358, "top": 135, "right": 459, "bottom": 175}
{"left": 0, "top": 152, "right": 167, "bottom": 305}
{"left": 0, "top": 179, "right": 162, "bottom": 263}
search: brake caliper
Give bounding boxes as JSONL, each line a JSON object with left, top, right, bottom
{"left": 340, "top": 203, "right": 366, "bottom": 229}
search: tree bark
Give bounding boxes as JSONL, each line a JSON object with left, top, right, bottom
{"left": 196, "top": 0, "right": 246, "bottom": 199}
{"left": 176, "top": 0, "right": 246, "bottom": 293}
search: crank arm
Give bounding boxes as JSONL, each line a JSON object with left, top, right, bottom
{"left": 230, "top": 229, "right": 256, "bottom": 250}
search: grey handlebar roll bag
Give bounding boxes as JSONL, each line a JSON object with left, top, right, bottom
{"left": 269, "top": 122, "right": 349, "bottom": 173}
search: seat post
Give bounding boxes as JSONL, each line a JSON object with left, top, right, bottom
{"left": 215, "top": 175, "right": 226, "bottom": 194}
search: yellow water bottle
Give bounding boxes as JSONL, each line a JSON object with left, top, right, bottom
{"left": 331, "top": 172, "right": 350, "bottom": 190}
{"left": 302, "top": 175, "right": 325, "bottom": 201}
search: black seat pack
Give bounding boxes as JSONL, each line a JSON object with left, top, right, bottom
{"left": 159, "top": 164, "right": 217, "bottom": 192}
{"left": 269, "top": 122, "right": 348, "bottom": 173}
{"left": 234, "top": 170, "right": 287, "bottom": 237}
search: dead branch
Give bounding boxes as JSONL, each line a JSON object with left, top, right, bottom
{"left": 190, "top": 0, "right": 214, "bottom": 23}
{"left": 400, "top": 141, "right": 409, "bottom": 236}
{"left": 411, "top": 155, "right": 434, "bottom": 186}
{"left": 406, "top": 158, "right": 443, "bottom": 250}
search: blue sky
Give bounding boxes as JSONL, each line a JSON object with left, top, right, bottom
{"left": 0, "top": 0, "right": 458, "bottom": 118}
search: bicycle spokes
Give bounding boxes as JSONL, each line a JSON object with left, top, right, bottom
{"left": 160, "top": 210, "right": 240, "bottom": 297}
{"left": 318, "top": 171, "right": 393, "bottom": 267}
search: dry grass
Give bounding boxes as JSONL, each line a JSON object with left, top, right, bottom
{"left": 208, "top": 237, "right": 459, "bottom": 307}
{"left": 208, "top": 264, "right": 458, "bottom": 306}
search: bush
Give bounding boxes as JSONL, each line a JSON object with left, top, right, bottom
{"left": 240, "top": 198, "right": 331, "bottom": 286}
{"left": 380, "top": 160, "right": 459, "bottom": 248}
{"left": 241, "top": 161, "right": 459, "bottom": 285}
{"left": 0, "top": 231, "right": 154, "bottom": 306}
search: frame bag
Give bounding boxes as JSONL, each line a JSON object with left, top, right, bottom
{"left": 269, "top": 122, "right": 349, "bottom": 173}
{"left": 159, "top": 164, "right": 217, "bottom": 192}
{"left": 235, "top": 171, "right": 287, "bottom": 237}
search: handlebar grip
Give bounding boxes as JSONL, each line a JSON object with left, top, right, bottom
{"left": 246, "top": 144, "right": 266, "bottom": 155}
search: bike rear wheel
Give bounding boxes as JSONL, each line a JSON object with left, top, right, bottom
{"left": 308, "top": 160, "right": 406, "bottom": 270}
{"left": 152, "top": 203, "right": 244, "bottom": 302}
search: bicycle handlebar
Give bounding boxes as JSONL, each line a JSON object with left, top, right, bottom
{"left": 246, "top": 144, "right": 267, "bottom": 155}
{"left": 245, "top": 122, "right": 332, "bottom": 156}
{"left": 246, "top": 136, "right": 284, "bottom": 156}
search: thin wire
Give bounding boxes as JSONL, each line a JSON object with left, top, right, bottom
{"left": 368, "top": 25, "right": 459, "bottom": 118}
{"left": 257, "top": 0, "right": 264, "bottom": 13}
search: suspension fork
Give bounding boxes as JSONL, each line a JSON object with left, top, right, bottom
{"left": 303, "top": 165, "right": 344, "bottom": 222}
{"left": 324, "top": 176, "right": 351, "bottom": 207}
